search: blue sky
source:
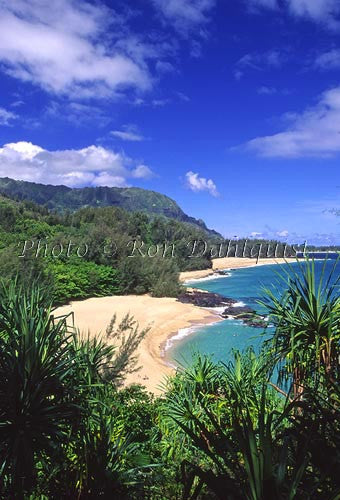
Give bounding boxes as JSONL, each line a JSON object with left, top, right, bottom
{"left": 0, "top": 0, "right": 339, "bottom": 245}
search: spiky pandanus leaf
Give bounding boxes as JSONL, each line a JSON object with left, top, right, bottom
{"left": 259, "top": 258, "right": 340, "bottom": 392}
{"left": 162, "top": 349, "right": 310, "bottom": 499}
{"left": 0, "top": 281, "right": 76, "bottom": 495}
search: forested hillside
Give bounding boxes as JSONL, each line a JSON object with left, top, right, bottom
{"left": 0, "top": 177, "right": 220, "bottom": 236}
{"left": 0, "top": 194, "right": 217, "bottom": 304}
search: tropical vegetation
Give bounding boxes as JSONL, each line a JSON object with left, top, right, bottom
{"left": 0, "top": 192, "right": 301, "bottom": 306}
{"left": 0, "top": 259, "right": 340, "bottom": 498}
{"left": 0, "top": 193, "right": 217, "bottom": 303}
{"left": 0, "top": 176, "right": 219, "bottom": 235}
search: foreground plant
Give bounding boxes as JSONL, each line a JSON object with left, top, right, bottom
{"left": 161, "top": 351, "right": 308, "bottom": 499}
{"left": 0, "top": 281, "right": 75, "bottom": 495}
{"left": 260, "top": 258, "right": 340, "bottom": 397}
{"left": 0, "top": 280, "right": 150, "bottom": 498}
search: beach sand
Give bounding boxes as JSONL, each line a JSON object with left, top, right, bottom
{"left": 55, "top": 257, "right": 295, "bottom": 394}
{"left": 54, "top": 295, "right": 220, "bottom": 394}
{"left": 179, "top": 257, "right": 297, "bottom": 282}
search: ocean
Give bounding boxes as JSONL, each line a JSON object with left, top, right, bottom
{"left": 167, "top": 259, "right": 340, "bottom": 367}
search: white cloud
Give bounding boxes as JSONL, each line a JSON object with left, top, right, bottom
{"left": 185, "top": 171, "right": 219, "bottom": 197}
{"left": 155, "top": 60, "right": 175, "bottom": 74}
{"left": 152, "top": 0, "right": 215, "bottom": 34}
{"left": 111, "top": 125, "right": 145, "bottom": 142}
{"left": 238, "top": 50, "right": 282, "bottom": 69}
{"left": 277, "top": 230, "right": 289, "bottom": 237}
{"left": 234, "top": 50, "right": 283, "bottom": 79}
{"left": 0, "top": 141, "right": 154, "bottom": 187}
{"left": 249, "top": 226, "right": 299, "bottom": 243}
{"left": 0, "top": 107, "right": 17, "bottom": 126}
{"left": 10, "top": 100, "right": 24, "bottom": 108}
{"left": 234, "top": 70, "right": 243, "bottom": 81}
{"left": 287, "top": 0, "right": 340, "bottom": 27}
{"left": 246, "top": 0, "right": 340, "bottom": 28}
{"left": 0, "top": 1, "right": 214, "bottom": 106}
{"left": 46, "top": 101, "right": 111, "bottom": 127}
{"left": 131, "top": 164, "right": 154, "bottom": 178}
{"left": 257, "top": 86, "right": 277, "bottom": 95}
{"left": 245, "top": 86, "right": 340, "bottom": 158}
{"left": 176, "top": 91, "right": 190, "bottom": 102}
{"left": 257, "top": 86, "right": 291, "bottom": 96}
{"left": 152, "top": 98, "right": 171, "bottom": 107}
{"left": 315, "top": 49, "right": 340, "bottom": 69}
{"left": 0, "top": 0, "right": 151, "bottom": 99}
{"left": 111, "top": 130, "right": 144, "bottom": 141}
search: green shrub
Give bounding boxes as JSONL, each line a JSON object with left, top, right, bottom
{"left": 48, "top": 260, "right": 122, "bottom": 304}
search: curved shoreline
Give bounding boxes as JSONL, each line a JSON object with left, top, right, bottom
{"left": 161, "top": 314, "right": 224, "bottom": 367}
{"left": 54, "top": 295, "right": 222, "bottom": 394}
{"left": 179, "top": 257, "right": 297, "bottom": 282}
{"left": 54, "top": 258, "right": 292, "bottom": 394}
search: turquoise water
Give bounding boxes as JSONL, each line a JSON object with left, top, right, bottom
{"left": 168, "top": 260, "right": 339, "bottom": 367}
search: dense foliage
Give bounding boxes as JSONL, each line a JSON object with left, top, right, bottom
{"left": 0, "top": 194, "right": 219, "bottom": 303}
{"left": 0, "top": 192, "right": 310, "bottom": 307}
{"left": 0, "top": 260, "right": 340, "bottom": 498}
{"left": 0, "top": 176, "right": 219, "bottom": 235}
{"left": 0, "top": 282, "right": 154, "bottom": 498}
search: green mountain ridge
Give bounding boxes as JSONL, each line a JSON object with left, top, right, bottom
{"left": 0, "top": 177, "right": 220, "bottom": 237}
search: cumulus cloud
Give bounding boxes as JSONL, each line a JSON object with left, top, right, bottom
{"left": 0, "top": 107, "right": 18, "bottom": 126}
{"left": 0, "top": 0, "right": 152, "bottom": 99}
{"left": 250, "top": 226, "right": 297, "bottom": 242}
{"left": 0, "top": 1, "right": 215, "bottom": 106}
{"left": 151, "top": 0, "right": 215, "bottom": 35}
{"left": 0, "top": 141, "right": 154, "bottom": 188}
{"left": 185, "top": 171, "right": 219, "bottom": 197}
{"left": 131, "top": 164, "right": 154, "bottom": 178}
{"left": 277, "top": 230, "right": 289, "bottom": 237}
{"left": 247, "top": 223, "right": 338, "bottom": 245}
{"left": 245, "top": 86, "right": 340, "bottom": 158}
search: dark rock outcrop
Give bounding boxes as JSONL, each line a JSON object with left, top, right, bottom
{"left": 177, "top": 290, "right": 236, "bottom": 308}
{"left": 222, "top": 305, "right": 267, "bottom": 328}
{"left": 179, "top": 289, "right": 268, "bottom": 328}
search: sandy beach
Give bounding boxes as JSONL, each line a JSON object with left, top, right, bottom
{"left": 55, "top": 257, "right": 295, "bottom": 394}
{"left": 179, "top": 257, "right": 297, "bottom": 282}
{"left": 54, "top": 294, "right": 220, "bottom": 394}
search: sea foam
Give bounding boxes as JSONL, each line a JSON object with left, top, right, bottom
{"left": 164, "top": 325, "right": 199, "bottom": 352}
{"left": 232, "top": 301, "right": 246, "bottom": 307}
{"left": 185, "top": 271, "right": 230, "bottom": 285}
